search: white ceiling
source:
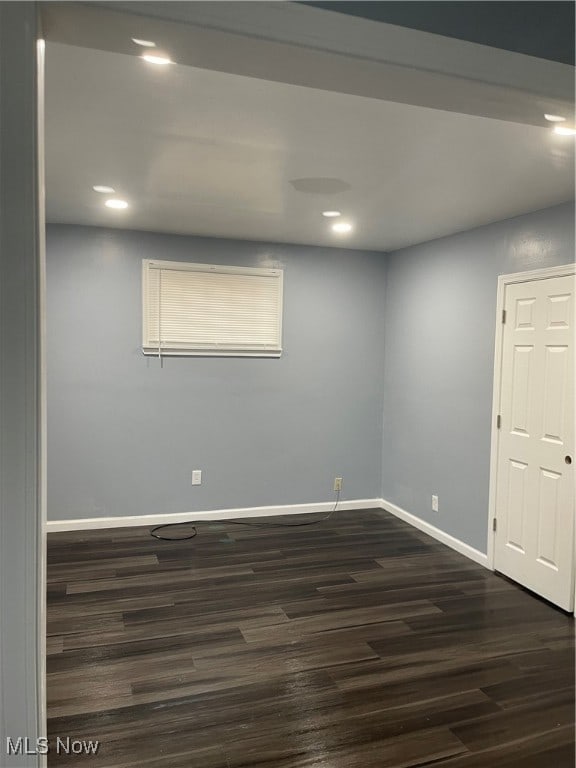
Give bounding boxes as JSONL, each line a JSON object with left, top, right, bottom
{"left": 45, "top": 42, "right": 575, "bottom": 252}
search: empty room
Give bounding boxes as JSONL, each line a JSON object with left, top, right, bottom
{"left": 0, "top": 2, "right": 575, "bottom": 767}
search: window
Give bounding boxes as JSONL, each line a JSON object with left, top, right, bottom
{"left": 142, "top": 259, "right": 283, "bottom": 357}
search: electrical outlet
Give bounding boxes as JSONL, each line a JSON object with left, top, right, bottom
{"left": 432, "top": 494, "right": 439, "bottom": 512}
{"left": 334, "top": 477, "right": 343, "bottom": 492}
{"left": 192, "top": 470, "right": 202, "bottom": 486}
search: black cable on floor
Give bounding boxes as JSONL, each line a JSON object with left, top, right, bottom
{"left": 150, "top": 490, "right": 341, "bottom": 541}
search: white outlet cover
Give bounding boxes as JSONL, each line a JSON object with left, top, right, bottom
{"left": 432, "top": 495, "right": 439, "bottom": 512}
{"left": 192, "top": 470, "right": 202, "bottom": 485}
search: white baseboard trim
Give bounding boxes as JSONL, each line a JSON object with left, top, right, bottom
{"left": 47, "top": 498, "right": 382, "bottom": 533}
{"left": 380, "top": 498, "right": 490, "bottom": 569}
{"left": 47, "top": 497, "right": 490, "bottom": 572}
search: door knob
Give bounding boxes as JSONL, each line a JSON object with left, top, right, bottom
{"left": 565, "top": 455, "right": 573, "bottom": 465}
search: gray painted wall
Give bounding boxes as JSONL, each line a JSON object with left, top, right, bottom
{"left": 381, "top": 202, "right": 575, "bottom": 553}
{"left": 47, "top": 202, "right": 574, "bottom": 552}
{"left": 0, "top": 4, "right": 43, "bottom": 766}
{"left": 46, "top": 226, "right": 386, "bottom": 520}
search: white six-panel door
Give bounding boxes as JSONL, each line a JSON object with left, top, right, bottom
{"left": 494, "top": 272, "right": 575, "bottom": 610}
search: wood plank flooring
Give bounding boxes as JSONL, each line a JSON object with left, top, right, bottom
{"left": 46, "top": 509, "right": 575, "bottom": 767}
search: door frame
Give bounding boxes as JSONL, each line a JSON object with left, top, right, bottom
{"left": 487, "top": 262, "right": 576, "bottom": 614}
{"left": 37, "top": 34, "right": 48, "bottom": 761}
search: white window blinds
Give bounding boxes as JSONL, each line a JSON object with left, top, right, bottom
{"left": 142, "top": 260, "right": 283, "bottom": 357}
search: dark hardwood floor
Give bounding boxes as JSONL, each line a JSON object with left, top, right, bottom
{"left": 46, "top": 509, "right": 575, "bottom": 767}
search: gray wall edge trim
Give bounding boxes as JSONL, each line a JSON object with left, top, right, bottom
{"left": 0, "top": 3, "right": 43, "bottom": 765}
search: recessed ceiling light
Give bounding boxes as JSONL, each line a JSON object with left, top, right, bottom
{"left": 553, "top": 125, "right": 576, "bottom": 136}
{"left": 141, "top": 54, "right": 172, "bottom": 66}
{"left": 93, "top": 185, "right": 115, "bottom": 194}
{"left": 544, "top": 114, "right": 566, "bottom": 122}
{"left": 105, "top": 199, "right": 129, "bottom": 210}
{"left": 132, "top": 38, "right": 156, "bottom": 48}
{"left": 322, "top": 210, "right": 342, "bottom": 218}
{"left": 332, "top": 221, "right": 353, "bottom": 234}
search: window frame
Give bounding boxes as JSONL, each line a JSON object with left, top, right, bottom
{"left": 142, "top": 259, "right": 284, "bottom": 357}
